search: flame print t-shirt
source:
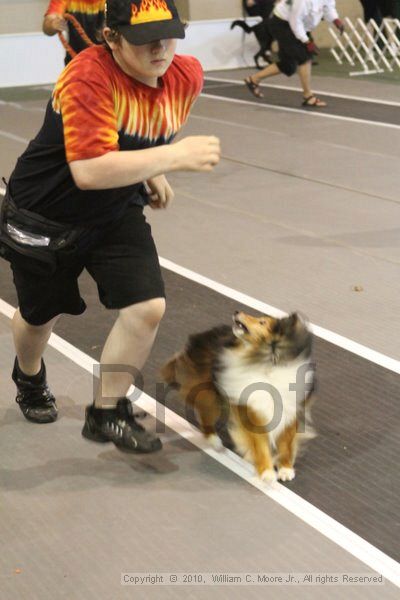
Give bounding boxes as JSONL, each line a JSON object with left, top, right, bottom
{"left": 45, "top": 0, "right": 105, "bottom": 56}
{"left": 9, "top": 46, "right": 203, "bottom": 225}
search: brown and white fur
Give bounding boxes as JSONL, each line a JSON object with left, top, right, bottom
{"left": 161, "top": 311, "right": 315, "bottom": 483}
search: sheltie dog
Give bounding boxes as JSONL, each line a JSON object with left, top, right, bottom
{"left": 161, "top": 311, "right": 315, "bottom": 483}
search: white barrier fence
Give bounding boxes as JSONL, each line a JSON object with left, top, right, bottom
{"left": 329, "top": 16, "right": 400, "bottom": 76}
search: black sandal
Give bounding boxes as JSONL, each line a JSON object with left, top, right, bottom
{"left": 302, "top": 95, "right": 327, "bottom": 107}
{"left": 244, "top": 77, "right": 264, "bottom": 98}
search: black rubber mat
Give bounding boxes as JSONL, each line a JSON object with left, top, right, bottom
{"left": 0, "top": 257, "right": 399, "bottom": 563}
{"left": 203, "top": 78, "right": 400, "bottom": 125}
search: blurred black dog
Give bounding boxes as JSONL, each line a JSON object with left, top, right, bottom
{"left": 231, "top": 0, "right": 275, "bottom": 69}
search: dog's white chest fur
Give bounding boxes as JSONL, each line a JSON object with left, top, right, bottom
{"left": 216, "top": 350, "right": 313, "bottom": 445}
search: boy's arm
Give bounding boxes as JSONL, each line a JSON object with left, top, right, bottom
{"left": 69, "top": 136, "right": 221, "bottom": 190}
{"left": 145, "top": 174, "right": 175, "bottom": 210}
{"left": 59, "top": 60, "right": 219, "bottom": 190}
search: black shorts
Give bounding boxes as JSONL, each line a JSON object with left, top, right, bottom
{"left": 10, "top": 205, "right": 165, "bottom": 326}
{"left": 269, "top": 15, "right": 311, "bottom": 76}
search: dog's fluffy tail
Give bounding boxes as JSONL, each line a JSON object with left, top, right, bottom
{"left": 230, "top": 19, "right": 253, "bottom": 33}
{"left": 160, "top": 353, "right": 181, "bottom": 385}
{"left": 295, "top": 406, "right": 317, "bottom": 460}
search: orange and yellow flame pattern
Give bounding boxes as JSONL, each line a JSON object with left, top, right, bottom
{"left": 131, "top": 0, "right": 173, "bottom": 25}
{"left": 112, "top": 78, "right": 194, "bottom": 143}
{"left": 51, "top": 48, "right": 203, "bottom": 164}
{"left": 46, "top": 0, "right": 105, "bottom": 16}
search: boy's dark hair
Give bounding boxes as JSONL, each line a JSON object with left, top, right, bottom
{"left": 102, "top": 28, "right": 122, "bottom": 46}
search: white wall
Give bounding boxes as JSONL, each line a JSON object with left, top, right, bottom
{"left": 0, "top": 0, "right": 365, "bottom": 88}
{"left": 0, "top": 0, "right": 364, "bottom": 34}
{"left": 178, "top": 18, "right": 262, "bottom": 71}
{"left": 0, "top": 32, "right": 65, "bottom": 87}
{"left": 190, "top": 0, "right": 242, "bottom": 20}
{"left": 0, "top": 0, "right": 48, "bottom": 34}
{"left": 0, "top": 19, "right": 262, "bottom": 88}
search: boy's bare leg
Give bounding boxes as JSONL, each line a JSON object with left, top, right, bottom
{"left": 94, "top": 298, "right": 166, "bottom": 407}
{"left": 11, "top": 309, "right": 59, "bottom": 423}
{"left": 12, "top": 309, "right": 59, "bottom": 376}
{"left": 82, "top": 298, "right": 165, "bottom": 453}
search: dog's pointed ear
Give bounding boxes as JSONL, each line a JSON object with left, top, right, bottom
{"left": 294, "top": 311, "right": 309, "bottom": 328}
{"left": 277, "top": 313, "right": 296, "bottom": 336}
{"left": 281, "top": 313, "right": 298, "bottom": 332}
{"left": 280, "top": 312, "right": 309, "bottom": 334}
{"left": 288, "top": 312, "right": 310, "bottom": 335}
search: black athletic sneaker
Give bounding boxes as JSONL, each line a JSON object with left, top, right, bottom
{"left": 81, "top": 397, "right": 162, "bottom": 453}
{"left": 12, "top": 357, "right": 58, "bottom": 424}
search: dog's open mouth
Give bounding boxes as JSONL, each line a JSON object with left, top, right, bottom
{"left": 232, "top": 316, "right": 249, "bottom": 335}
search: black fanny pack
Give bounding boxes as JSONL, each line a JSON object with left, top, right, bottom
{"left": 0, "top": 185, "right": 87, "bottom": 275}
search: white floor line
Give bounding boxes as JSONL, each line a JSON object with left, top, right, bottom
{"left": 0, "top": 129, "right": 29, "bottom": 145}
{"left": 205, "top": 75, "right": 400, "bottom": 107}
{"left": 159, "top": 258, "right": 400, "bottom": 375}
{"left": 0, "top": 188, "right": 399, "bottom": 373}
{"left": 0, "top": 296, "right": 398, "bottom": 588}
{"left": 201, "top": 92, "right": 400, "bottom": 131}
{"left": 0, "top": 99, "right": 46, "bottom": 114}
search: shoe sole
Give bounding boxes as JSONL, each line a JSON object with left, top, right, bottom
{"left": 81, "top": 423, "right": 162, "bottom": 453}
{"left": 114, "top": 440, "right": 163, "bottom": 454}
{"left": 21, "top": 411, "right": 58, "bottom": 424}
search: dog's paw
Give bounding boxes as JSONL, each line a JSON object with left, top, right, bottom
{"left": 260, "top": 469, "right": 277, "bottom": 483}
{"left": 207, "top": 434, "right": 224, "bottom": 451}
{"left": 277, "top": 467, "right": 295, "bottom": 482}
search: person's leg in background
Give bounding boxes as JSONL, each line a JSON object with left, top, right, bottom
{"left": 244, "top": 15, "right": 327, "bottom": 107}
{"left": 297, "top": 59, "right": 326, "bottom": 107}
{"left": 391, "top": 0, "right": 400, "bottom": 42}
{"left": 244, "top": 61, "right": 281, "bottom": 97}
{"left": 360, "top": 0, "right": 382, "bottom": 24}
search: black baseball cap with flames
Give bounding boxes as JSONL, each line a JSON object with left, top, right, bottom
{"left": 106, "top": 0, "right": 186, "bottom": 45}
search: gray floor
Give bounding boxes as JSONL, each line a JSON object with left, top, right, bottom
{"left": 203, "top": 78, "right": 400, "bottom": 124}
{"left": 1, "top": 314, "right": 398, "bottom": 600}
{"left": 148, "top": 72, "right": 400, "bottom": 360}
{"left": 208, "top": 67, "right": 400, "bottom": 101}
{"left": 1, "top": 260, "right": 399, "bottom": 562}
{"left": 1, "top": 69, "right": 400, "bottom": 597}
